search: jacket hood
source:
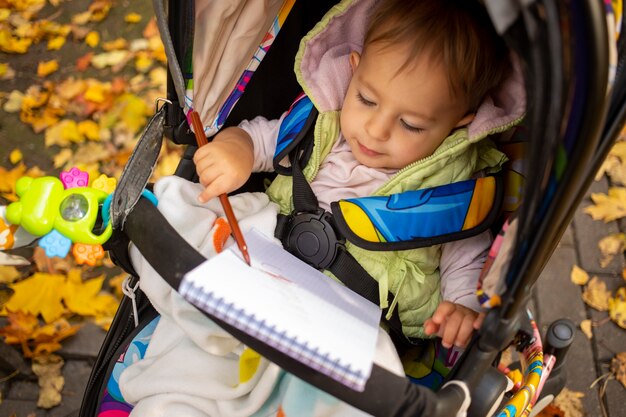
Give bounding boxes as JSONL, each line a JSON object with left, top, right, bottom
{"left": 294, "top": 0, "right": 526, "bottom": 142}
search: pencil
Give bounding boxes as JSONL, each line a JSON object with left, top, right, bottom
{"left": 190, "top": 110, "right": 251, "bottom": 266}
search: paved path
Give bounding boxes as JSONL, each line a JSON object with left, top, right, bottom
{"left": 1, "top": 179, "right": 625, "bottom": 416}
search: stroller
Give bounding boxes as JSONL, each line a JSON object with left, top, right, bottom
{"left": 62, "top": 0, "right": 625, "bottom": 416}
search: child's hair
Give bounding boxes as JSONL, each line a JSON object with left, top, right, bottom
{"left": 364, "top": 0, "right": 511, "bottom": 111}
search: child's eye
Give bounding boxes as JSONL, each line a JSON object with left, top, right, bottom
{"left": 401, "top": 120, "right": 425, "bottom": 133}
{"left": 356, "top": 93, "right": 375, "bottom": 106}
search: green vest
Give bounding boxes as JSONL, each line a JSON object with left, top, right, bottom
{"left": 267, "top": 110, "right": 508, "bottom": 338}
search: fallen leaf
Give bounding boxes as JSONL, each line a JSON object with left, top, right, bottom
{"left": 0, "top": 62, "right": 15, "bottom": 80}
{"left": 46, "top": 35, "right": 65, "bottom": 51}
{"left": 0, "top": 311, "right": 78, "bottom": 358}
{"left": 9, "top": 149, "right": 23, "bottom": 164}
{"left": 88, "top": 0, "right": 112, "bottom": 22}
{"left": 62, "top": 269, "right": 118, "bottom": 319}
{"left": 3, "top": 273, "right": 66, "bottom": 323}
{"left": 0, "top": 163, "right": 44, "bottom": 202}
{"left": 535, "top": 404, "right": 565, "bottom": 417}
{"left": 3, "top": 90, "right": 23, "bottom": 113}
{"left": 608, "top": 287, "right": 626, "bottom": 329}
{"left": 142, "top": 17, "right": 159, "bottom": 38}
{"left": 32, "top": 354, "right": 64, "bottom": 409}
{"left": 580, "top": 319, "right": 593, "bottom": 339}
{"left": 611, "top": 352, "right": 626, "bottom": 389}
{"left": 570, "top": 265, "right": 589, "bottom": 286}
{"left": 581, "top": 276, "right": 611, "bottom": 311}
{"left": 598, "top": 233, "right": 626, "bottom": 268}
{"left": 76, "top": 52, "right": 93, "bottom": 71}
{"left": 77, "top": 120, "right": 101, "bottom": 141}
{"left": 91, "top": 50, "right": 129, "bottom": 69}
{"left": 584, "top": 187, "right": 626, "bottom": 222}
{"left": 52, "top": 148, "right": 73, "bottom": 168}
{"left": 71, "top": 10, "right": 92, "bottom": 25}
{"left": 134, "top": 51, "right": 152, "bottom": 72}
{"left": 0, "top": 266, "right": 20, "bottom": 284}
{"left": 85, "top": 30, "right": 99, "bottom": 47}
{"left": 124, "top": 12, "right": 142, "bottom": 23}
{"left": 102, "top": 37, "right": 127, "bottom": 51}
{"left": 551, "top": 387, "right": 585, "bottom": 417}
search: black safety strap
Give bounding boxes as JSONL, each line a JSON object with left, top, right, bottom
{"left": 290, "top": 141, "right": 319, "bottom": 213}
{"left": 284, "top": 130, "right": 412, "bottom": 345}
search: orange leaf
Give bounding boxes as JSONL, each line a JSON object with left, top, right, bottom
{"left": 37, "top": 60, "right": 59, "bottom": 77}
{"left": 76, "top": 52, "right": 94, "bottom": 71}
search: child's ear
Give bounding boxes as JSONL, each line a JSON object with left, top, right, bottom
{"left": 349, "top": 51, "right": 361, "bottom": 72}
{"left": 455, "top": 112, "right": 475, "bottom": 127}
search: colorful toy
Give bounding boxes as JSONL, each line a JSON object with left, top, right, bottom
{"left": 5, "top": 167, "right": 156, "bottom": 266}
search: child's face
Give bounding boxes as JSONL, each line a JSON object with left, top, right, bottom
{"left": 341, "top": 42, "right": 475, "bottom": 170}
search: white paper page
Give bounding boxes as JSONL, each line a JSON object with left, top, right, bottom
{"left": 181, "top": 229, "right": 382, "bottom": 390}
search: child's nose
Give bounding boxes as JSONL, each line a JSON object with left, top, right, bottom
{"left": 365, "top": 114, "right": 391, "bottom": 141}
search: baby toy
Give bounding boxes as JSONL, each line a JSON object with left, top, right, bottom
{"left": 5, "top": 167, "right": 155, "bottom": 266}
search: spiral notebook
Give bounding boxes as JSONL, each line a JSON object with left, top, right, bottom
{"left": 179, "top": 229, "right": 382, "bottom": 391}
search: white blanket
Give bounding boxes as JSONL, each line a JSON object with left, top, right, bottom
{"left": 119, "top": 176, "right": 404, "bottom": 417}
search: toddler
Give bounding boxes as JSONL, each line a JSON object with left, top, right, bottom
{"left": 193, "top": 0, "right": 512, "bottom": 349}
{"left": 120, "top": 0, "right": 524, "bottom": 415}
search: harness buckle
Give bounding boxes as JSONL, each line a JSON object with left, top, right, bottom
{"left": 280, "top": 209, "right": 344, "bottom": 270}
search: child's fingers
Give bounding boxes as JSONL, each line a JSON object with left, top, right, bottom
{"left": 454, "top": 314, "right": 476, "bottom": 348}
{"left": 423, "top": 319, "right": 440, "bottom": 336}
{"left": 198, "top": 175, "right": 230, "bottom": 203}
{"left": 473, "top": 312, "right": 486, "bottom": 330}
{"left": 429, "top": 301, "right": 456, "bottom": 325}
{"left": 440, "top": 311, "right": 462, "bottom": 348}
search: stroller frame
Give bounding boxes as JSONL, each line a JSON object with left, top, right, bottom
{"left": 79, "top": 0, "right": 626, "bottom": 416}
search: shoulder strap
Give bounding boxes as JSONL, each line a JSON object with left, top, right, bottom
{"left": 331, "top": 176, "right": 504, "bottom": 251}
{"left": 273, "top": 93, "right": 317, "bottom": 175}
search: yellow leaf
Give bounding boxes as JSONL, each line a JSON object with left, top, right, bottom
{"left": 102, "top": 38, "right": 128, "bottom": 51}
{"left": 570, "top": 265, "right": 589, "bottom": 286}
{"left": 125, "top": 12, "right": 142, "bottom": 23}
{"left": 598, "top": 233, "right": 626, "bottom": 268}
{"left": 0, "top": 266, "right": 20, "bottom": 284}
{"left": 53, "top": 148, "right": 73, "bottom": 168}
{"left": 581, "top": 276, "right": 611, "bottom": 311}
{"left": 71, "top": 11, "right": 92, "bottom": 25}
{"left": 609, "top": 141, "right": 626, "bottom": 161}
{"left": 84, "top": 80, "right": 110, "bottom": 104}
{"left": 611, "top": 352, "right": 626, "bottom": 389}
{"left": 0, "top": 8, "right": 10, "bottom": 21}
{"left": 608, "top": 287, "right": 626, "bottom": 329}
{"left": 0, "top": 32, "right": 32, "bottom": 53}
{"left": 77, "top": 120, "right": 100, "bottom": 141}
{"left": 584, "top": 187, "right": 626, "bottom": 222}
{"left": 37, "top": 60, "right": 59, "bottom": 77}
{"left": 0, "top": 163, "right": 44, "bottom": 201}
{"left": 47, "top": 36, "right": 65, "bottom": 51}
{"left": 85, "top": 31, "right": 99, "bottom": 48}
{"left": 58, "top": 119, "right": 84, "bottom": 144}
{"left": 4, "top": 273, "right": 66, "bottom": 323}
{"left": 32, "top": 354, "right": 64, "bottom": 409}
{"left": 62, "top": 269, "right": 118, "bottom": 318}
{"left": 3, "top": 90, "right": 23, "bottom": 113}
{"left": 580, "top": 319, "right": 593, "bottom": 339}
{"left": 91, "top": 50, "right": 129, "bottom": 69}
{"left": 9, "top": 148, "right": 22, "bottom": 164}
{"left": 149, "top": 67, "right": 167, "bottom": 86}
{"left": 134, "top": 51, "right": 152, "bottom": 73}
{"left": 117, "top": 93, "right": 150, "bottom": 133}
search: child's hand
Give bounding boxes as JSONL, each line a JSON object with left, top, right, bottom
{"left": 193, "top": 127, "right": 254, "bottom": 203}
{"left": 423, "top": 301, "right": 484, "bottom": 349}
